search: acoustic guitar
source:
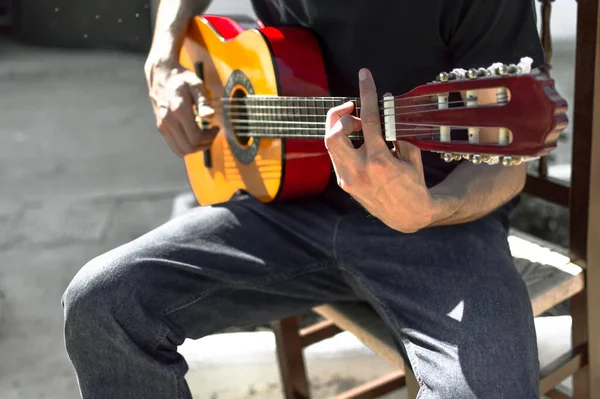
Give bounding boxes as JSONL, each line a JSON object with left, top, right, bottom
{"left": 178, "top": 15, "right": 568, "bottom": 206}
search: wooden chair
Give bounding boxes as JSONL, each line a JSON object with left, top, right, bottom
{"left": 272, "top": 0, "right": 600, "bottom": 397}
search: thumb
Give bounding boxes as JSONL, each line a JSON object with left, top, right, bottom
{"left": 184, "top": 71, "right": 213, "bottom": 113}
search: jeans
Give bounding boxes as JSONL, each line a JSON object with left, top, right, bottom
{"left": 62, "top": 194, "right": 539, "bottom": 398}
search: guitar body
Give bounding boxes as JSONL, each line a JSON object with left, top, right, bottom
{"left": 179, "top": 15, "right": 332, "bottom": 206}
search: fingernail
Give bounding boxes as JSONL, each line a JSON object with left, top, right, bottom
{"left": 359, "top": 69, "right": 368, "bottom": 81}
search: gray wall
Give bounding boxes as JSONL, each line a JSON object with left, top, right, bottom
{"left": 11, "top": 0, "right": 260, "bottom": 53}
{"left": 14, "top": 0, "right": 153, "bottom": 52}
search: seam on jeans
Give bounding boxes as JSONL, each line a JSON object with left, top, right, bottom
{"left": 159, "top": 260, "right": 334, "bottom": 318}
{"left": 339, "top": 265, "right": 427, "bottom": 398}
{"left": 332, "top": 216, "right": 342, "bottom": 262}
{"left": 171, "top": 364, "right": 183, "bottom": 399}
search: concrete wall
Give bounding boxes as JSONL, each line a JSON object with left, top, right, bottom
{"left": 14, "top": 0, "right": 153, "bottom": 52}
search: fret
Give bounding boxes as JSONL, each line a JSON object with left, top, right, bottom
{"left": 304, "top": 97, "right": 312, "bottom": 135}
{"left": 319, "top": 98, "right": 326, "bottom": 123}
{"left": 243, "top": 97, "right": 252, "bottom": 135}
{"left": 290, "top": 97, "right": 296, "bottom": 134}
{"left": 270, "top": 97, "right": 275, "bottom": 134}
{"left": 254, "top": 98, "right": 260, "bottom": 135}
{"left": 299, "top": 97, "right": 307, "bottom": 136}
{"left": 273, "top": 98, "right": 278, "bottom": 136}
{"left": 307, "top": 98, "right": 311, "bottom": 134}
{"left": 260, "top": 98, "right": 266, "bottom": 135}
{"left": 307, "top": 97, "right": 319, "bottom": 134}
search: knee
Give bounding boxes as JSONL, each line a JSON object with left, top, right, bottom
{"left": 62, "top": 249, "right": 134, "bottom": 344}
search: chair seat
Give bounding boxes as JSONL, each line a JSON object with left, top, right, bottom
{"left": 313, "top": 228, "right": 585, "bottom": 369}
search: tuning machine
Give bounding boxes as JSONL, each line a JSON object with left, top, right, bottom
{"left": 436, "top": 57, "right": 533, "bottom": 82}
{"left": 436, "top": 71, "right": 459, "bottom": 82}
{"left": 463, "top": 154, "right": 500, "bottom": 165}
{"left": 441, "top": 152, "right": 463, "bottom": 162}
{"left": 500, "top": 156, "right": 525, "bottom": 166}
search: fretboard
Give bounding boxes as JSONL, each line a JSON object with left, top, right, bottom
{"left": 226, "top": 96, "right": 384, "bottom": 140}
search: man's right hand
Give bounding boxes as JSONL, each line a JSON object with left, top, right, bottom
{"left": 144, "top": 57, "right": 219, "bottom": 157}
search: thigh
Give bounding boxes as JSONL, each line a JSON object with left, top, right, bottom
{"left": 65, "top": 195, "right": 357, "bottom": 342}
{"left": 336, "top": 210, "right": 539, "bottom": 398}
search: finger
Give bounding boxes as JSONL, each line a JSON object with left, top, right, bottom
{"left": 358, "top": 68, "right": 389, "bottom": 152}
{"left": 325, "top": 115, "right": 362, "bottom": 160}
{"left": 184, "top": 71, "right": 214, "bottom": 113}
{"left": 326, "top": 101, "right": 355, "bottom": 130}
{"left": 394, "top": 140, "right": 424, "bottom": 172}
{"left": 162, "top": 131, "right": 185, "bottom": 157}
{"left": 176, "top": 87, "right": 209, "bottom": 147}
{"left": 162, "top": 108, "right": 196, "bottom": 155}
{"left": 156, "top": 109, "right": 185, "bottom": 157}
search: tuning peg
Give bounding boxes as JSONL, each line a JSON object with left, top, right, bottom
{"left": 507, "top": 64, "right": 520, "bottom": 74}
{"left": 470, "top": 154, "right": 482, "bottom": 164}
{"left": 477, "top": 68, "right": 490, "bottom": 77}
{"left": 512, "top": 156, "right": 524, "bottom": 165}
{"left": 436, "top": 72, "right": 449, "bottom": 82}
{"left": 495, "top": 64, "right": 509, "bottom": 76}
{"left": 441, "top": 152, "right": 464, "bottom": 162}
{"left": 501, "top": 156, "right": 525, "bottom": 166}
{"left": 467, "top": 68, "right": 479, "bottom": 79}
{"left": 481, "top": 155, "right": 500, "bottom": 165}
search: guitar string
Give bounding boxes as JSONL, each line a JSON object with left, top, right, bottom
{"left": 229, "top": 126, "right": 442, "bottom": 132}
{"left": 220, "top": 99, "right": 471, "bottom": 112}
{"left": 220, "top": 104, "right": 482, "bottom": 122}
{"left": 224, "top": 119, "right": 445, "bottom": 126}
{"left": 201, "top": 95, "right": 494, "bottom": 138}
{"left": 218, "top": 91, "right": 483, "bottom": 103}
{"left": 230, "top": 127, "right": 458, "bottom": 138}
{"left": 222, "top": 105, "right": 467, "bottom": 120}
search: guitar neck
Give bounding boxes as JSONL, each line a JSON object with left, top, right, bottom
{"left": 226, "top": 95, "right": 381, "bottom": 140}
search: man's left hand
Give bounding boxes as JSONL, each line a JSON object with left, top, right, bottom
{"left": 324, "top": 68, "right": 441, "bottom": 233}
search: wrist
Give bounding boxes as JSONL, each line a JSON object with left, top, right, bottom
{"left": 427, "top": 189, "right": 463, "bottom": 226}
{"left": 144, "top": 45, "right": 182, "bottom": 85}
{"left": 148, "top": 39, "right": 181, "bottom": 65}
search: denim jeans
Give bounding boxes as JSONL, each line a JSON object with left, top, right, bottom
{"left": 62, "top": 194, "right": 539, "bottom": 399}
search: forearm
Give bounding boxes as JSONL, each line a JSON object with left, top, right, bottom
{"left": 149, "top": 0, "right": 212, "bottom": 61}
{"left": 428, "top": 161, "right": 527, "bottom": 226}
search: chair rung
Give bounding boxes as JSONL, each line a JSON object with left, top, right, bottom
{"left": 332, "top": 370, "right": 405, "bottom": 399}
{"left": 299, "top": 320, "right": 343, "bottom": 348}
{"left": 540, "top": 344, "right": 587, "bottom": 394}
{"left": 532, "top": 272, "right": 585, "bottom": 316}
{"left": 545, "top": 387, "right": 573, "bottom": 399}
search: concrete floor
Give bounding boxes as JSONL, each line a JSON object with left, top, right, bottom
{"left": 0, "top": 38, "right": 190, "bottom": 398}
{"left": 0, "top": 1, "right": 580, "bottom": 396}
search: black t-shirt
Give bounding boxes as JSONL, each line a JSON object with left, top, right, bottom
{"left": 249, "top": 0, "right": 545, "bottom": 211}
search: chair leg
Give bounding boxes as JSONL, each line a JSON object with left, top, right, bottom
{"left": 272, "top": 316, "right": 311, "bottom": 399}
{"left": 571, "top": 291, "right": 591, "bottom": 399}
{"left": 406, "top": 367, "right": 419, "bottom": 399}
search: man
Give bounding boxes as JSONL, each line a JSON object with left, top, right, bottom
{"left": 62, "top": 0, "right": 546, "bottom": 398}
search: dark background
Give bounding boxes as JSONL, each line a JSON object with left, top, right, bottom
{"left": 1, "top": 0, "right": 156, "bottom": 52}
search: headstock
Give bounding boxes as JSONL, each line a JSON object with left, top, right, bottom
{"left": 387, "top": 57, "right": 568, "bottom": 166}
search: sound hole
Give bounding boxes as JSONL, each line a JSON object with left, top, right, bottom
{"left": 223, "top": 69, "right": 259, "bottom": 165}
{"left": 230, "top": 88, "right": 251, "bottom": 146}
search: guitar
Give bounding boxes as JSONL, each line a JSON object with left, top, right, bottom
{"left": 178, "top": 15, "right": 568, "bottom": 206}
